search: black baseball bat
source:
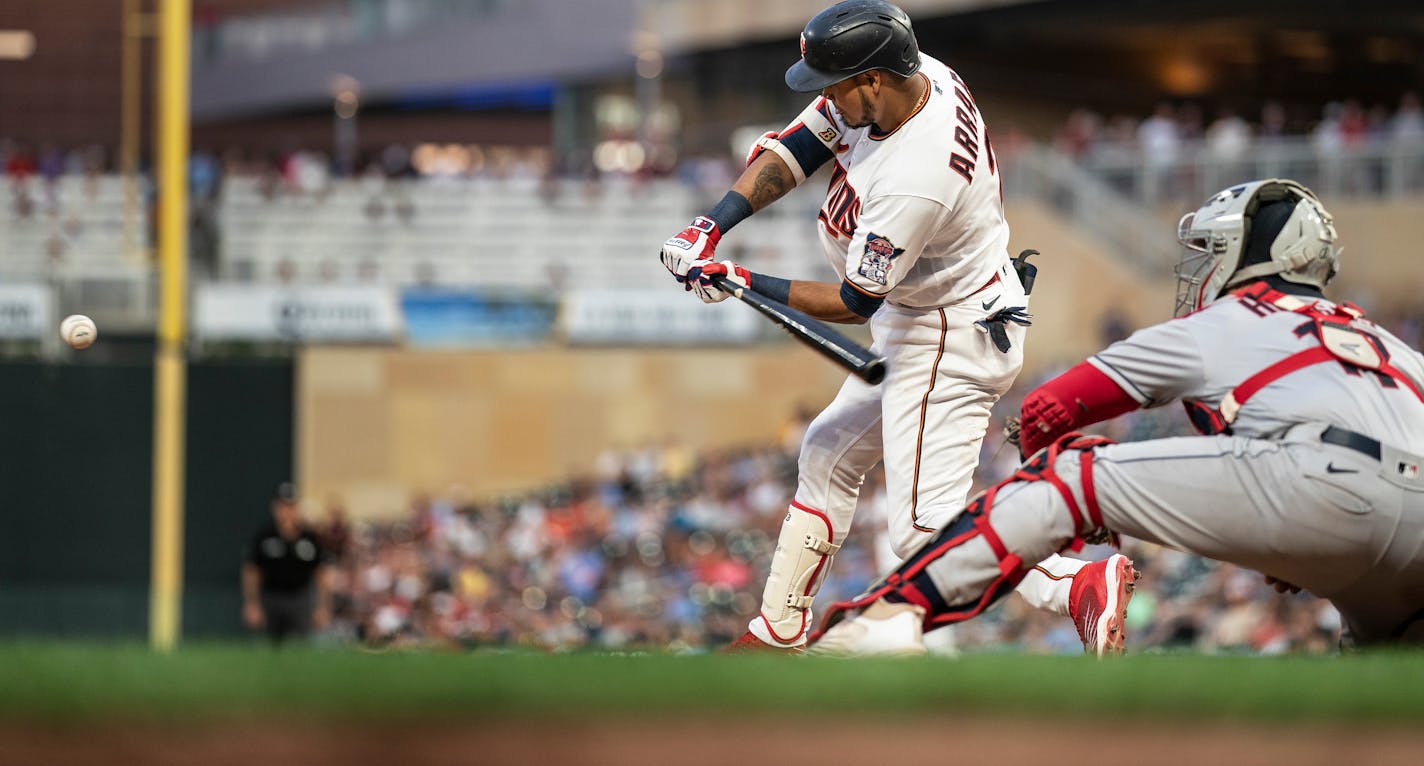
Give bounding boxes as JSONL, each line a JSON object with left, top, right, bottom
{"left": 710, "top": 275, "right": 886, "bottom": 385}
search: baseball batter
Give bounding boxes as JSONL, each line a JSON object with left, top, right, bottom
{"left": 813, "top": 178, "right": 1424, "bottom": 654}
{"left": 659, "top": 0, "right": 1110, "bottom": 652}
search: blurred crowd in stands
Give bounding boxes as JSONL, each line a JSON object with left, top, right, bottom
{"left": 8, "top": 93, "right": 1424, "bottom": 292}
{"left": 302, "top": 358, "right": 1342, "bottom": 656}
{"left": 1055, "top": 93, "right": 1424, "bottom": 163}
{"left": 1, "top": 140, "right": 112, "bottom": 222}
{"left": 4, "top": 91, "right": 1422, "bottom": 193}
{"left": 1054, "top": 92, "right": 1424, "bottom": 203}
{"left": 4, "top": 92, "right": 1423, "bottom": 280}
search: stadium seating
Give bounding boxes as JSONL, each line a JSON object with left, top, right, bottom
{"left": 215, "top": 174, "right": 830, "bottom": 289}
{"left": 3, "top": 141, "right": 1421, "bottom": 313}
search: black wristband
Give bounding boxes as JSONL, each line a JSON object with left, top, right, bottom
{"left": 749, "top": 272, "right": 791, "bottom": 305}
{"left": 706, "top": 191, "right": 754, "bottom": 233}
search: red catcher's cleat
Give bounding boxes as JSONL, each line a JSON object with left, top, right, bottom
{"left": 1068, "top": 553, "right": 1138, "bottom": 657}
{"left": 723, "top": 630, "right": 805, "bottom": 655}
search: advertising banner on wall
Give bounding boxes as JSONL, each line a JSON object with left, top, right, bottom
{"left": 0, "top": 284, "right": 53, "bottom": 340}
{"left": 194, "top": 284, "right": 402, "bottom": 342}
{"left": 401, "top": 288, "right": 557, "bottom": 347}
{"left": 560, "top": 289, "right": 762, "bottom": 344}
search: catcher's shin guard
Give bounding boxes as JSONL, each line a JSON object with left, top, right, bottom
{"left": 813, "top": 433, "right": 1115, "bottom": 638}
{"left": 754, "top": 501, "right": 842, "bottom": 645}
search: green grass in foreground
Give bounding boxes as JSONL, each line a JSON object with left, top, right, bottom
{"left": 2, "top": 643, "right": 1423, "bottom": 723}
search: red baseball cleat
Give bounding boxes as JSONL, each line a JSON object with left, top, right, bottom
{"left": 1068, "top": 553, "right": 1138, "bottom": 657}
{"left": 723, "top": 630, "right": 805, "bottom": 655}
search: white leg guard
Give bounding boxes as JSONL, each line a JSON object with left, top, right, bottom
{"left": 1014, "top": 553, "right": 1086, "bottom": 617}
{"left": 749, "top": 502, "right": 842, "bottom": 646}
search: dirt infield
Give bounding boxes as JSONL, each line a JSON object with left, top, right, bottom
{"left": 5, "top": 716, "right": 1422, "bottom": 766}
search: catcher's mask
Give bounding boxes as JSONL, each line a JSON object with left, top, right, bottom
{"left": 1174, "top": 178, "right": 1340, "bottom": 317}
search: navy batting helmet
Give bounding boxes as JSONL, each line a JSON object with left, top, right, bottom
{"left": 785, "top": 0, "right": 920, "bottom": 93}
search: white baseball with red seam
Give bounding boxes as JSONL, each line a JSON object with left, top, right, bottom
{"left": 60, "top": 314, "right": 98, "bottom": 349}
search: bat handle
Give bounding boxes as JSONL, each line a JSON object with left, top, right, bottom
{"left": 709, "top": 274, "right": 744, "bottom": 299}
{"left": 860, "top": 357, "right": 887, "bottom": 385}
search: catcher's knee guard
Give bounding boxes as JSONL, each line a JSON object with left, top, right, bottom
{"left": 813, "top": 433, "right": 1115, "bottom": 637}
{"left": 755, "top": 501, "right": 842, "bottom": 645}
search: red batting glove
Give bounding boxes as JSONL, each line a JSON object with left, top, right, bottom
{"left": 690, "top": 260, "right": 751, "bottom": 304}
{"left": 660, "top": 216, "right": 722, "bottom": 289}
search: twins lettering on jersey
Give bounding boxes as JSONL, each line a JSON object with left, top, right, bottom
{"left": 819, "top": 162, "right": 862, "bottom": 240}
{"left": 817, "top": 69, "right": 997, "bottom": 245}
{"left": 858, "top": 233, "right": 904, "bottom": 286}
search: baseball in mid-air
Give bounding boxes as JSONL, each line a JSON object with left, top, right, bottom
{"left": 60, "top": 314, "right": 98, "bottom": 349}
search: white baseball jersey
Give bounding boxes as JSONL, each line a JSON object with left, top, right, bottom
{"left": 746, "top": 57, "right": 1085, "bottom": 649}
{"left": 766, "top": 54, "right": 1013, "bottom": 311}
{"left": 1088, "top": 289, "right": 1424, "bottom": 453}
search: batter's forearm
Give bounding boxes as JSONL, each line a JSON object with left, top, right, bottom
{"left": 788, "top": 280, "right": 867, "bottom": 324}
{"left": 732, "top": 153, "right": 797, "bottom": 213}
{"left": 696, "top": 156, "right": 793, "bottom": 236}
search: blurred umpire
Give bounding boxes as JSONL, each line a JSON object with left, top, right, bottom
{"left": 241, "top": 482, "right": 334, "bottom": 643}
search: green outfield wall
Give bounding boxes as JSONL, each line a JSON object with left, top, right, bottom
{"left": 0, "top": 360, "right": 293, "bottom": 638}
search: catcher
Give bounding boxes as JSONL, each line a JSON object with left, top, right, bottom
{"left": 814, "top": 178, "right": 1424, "bottom": 654}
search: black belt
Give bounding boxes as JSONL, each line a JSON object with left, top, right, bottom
{"left": 1321, "top": 426, "right": 1382, "bottom": 461}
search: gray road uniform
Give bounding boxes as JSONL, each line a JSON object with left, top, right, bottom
{"left": 814, "top": 179, "right": 1424, "bottom": 649}
{"left": 1087, "top": 285, "right": 1424, "bottom": 643}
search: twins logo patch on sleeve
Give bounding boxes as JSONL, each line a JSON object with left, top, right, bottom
{"left": 858, "top": 233, "right": 905, "bottom": 286}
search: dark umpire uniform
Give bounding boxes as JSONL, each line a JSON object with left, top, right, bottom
{"left": 242, "top": 483, "right": 332, "bottom": 643}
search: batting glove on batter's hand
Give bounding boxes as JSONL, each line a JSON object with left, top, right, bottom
{"left": 689, "top": 260, "right": 750, "bottom": 303}
{"left": 660, "top": 216, "right": 721, "bottom": 288}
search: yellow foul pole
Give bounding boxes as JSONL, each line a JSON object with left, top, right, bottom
{"left": 150, "top": 0, "right": 189, "bottom": 652}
